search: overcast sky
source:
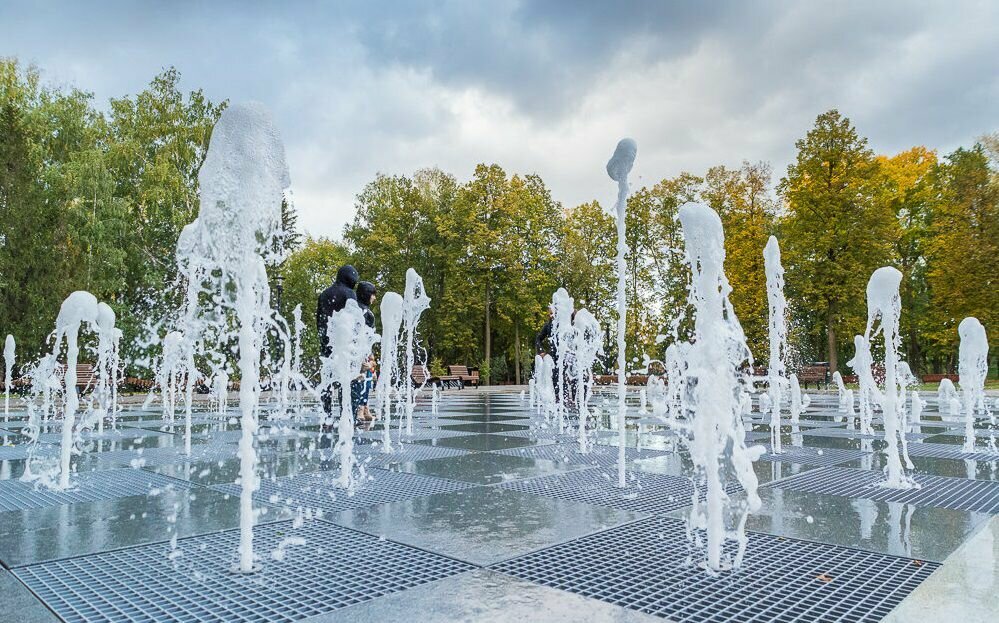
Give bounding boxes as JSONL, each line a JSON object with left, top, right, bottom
{"left": 2, "top": 1, "right": 997, "bottom": 238}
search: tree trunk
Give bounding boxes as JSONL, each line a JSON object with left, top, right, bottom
{"left": 514, "top": 324, "right": 521, "bottom": 385}
{"left": 484, "top": 286, "right": 491, "bottom": 386}
{"left": 826, "top": 309, "right": 838, "bottom": 373}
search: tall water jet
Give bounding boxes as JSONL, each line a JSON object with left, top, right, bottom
{"left": 175, "top": 102, "right": 290, "bottom": 573}
{"left": 677, "top": 204, "right": 762, "bottom": 571}
{"left": 958, "top": 317, "right": 988, "bottom": 451}
{"left": 607, "top": 137, "right": 637, "bottom": 488}
{"left": 848, "top": 335, "right": 879, "bottom": 435}
{"left": 535, "top": 354, "right": 556, "bottom": 415}
{"left": 402, "top": 269, "right": 431, "bottom": 434}
{"left": 571, "top": 309, "right": 602, "bottom": 452}
{"left": 550, "top": 288, "right": 574, "bottom": 431}
{"left": 94, "top": 302, "right": 121, "bottom": 433}
{"left": 788, "top": 374, "right": 803, "bottom": 423}
{"left": 763, "top": 236, "right": 787, "bottom": 452}
{"left": 376, "top": 291, "right": 404, "bottom": 452}
{"left": 53, "top": 291, "right": 100, "bottom": 489}
{"left": 328, "top": 300, "right": 379, "bottom": 489}
{"left": 864, "top": 267, "right": 914, "bottom": 489}
{"left": 3, "top": 335, "right": 13, "bottom": 419}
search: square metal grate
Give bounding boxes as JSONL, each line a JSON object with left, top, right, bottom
{"left": 499, "top": 467, "right": 705, "bottom": 515}
{"left": 903, "top": 442, "right": 999, "bottom": 461}
{"left": 770, "top": 465, "right": 999, "bottom": 513}
{"left": 491, "top": 516, "right": 938, "bottom": 623}
{"left": 801, "top": 428, "right": 933, "bottom": 441}
{"left": 0, "top": 468, "right": 192, "bottom": 512}
{"left": 355, "top": 442, "right": 470, "bottom": 469}
{"left": 15, "top": 519, "right": 476, "bottom": 623}
{"left": 212, "top": 467, "right": 477, "bottom": 514}
{"left": 758, "top": 445, "right": 871, "bottom": 467}
{"left": 494, "top": 442, "right": 666, "bottom": 469}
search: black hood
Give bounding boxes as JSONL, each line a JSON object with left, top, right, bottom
{"left": 335, "top": 265, "right": 359, "bottom": 289}
{"left": 357, "top": 281, "right": 376, "bottom": 307}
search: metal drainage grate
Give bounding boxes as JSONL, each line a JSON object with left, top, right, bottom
{"left": 491, "top": 516, "right": 938, "bottom": 623}
{"left": 89, "top": 442, "right": 239, "bottom": 468}
{"left": 758, "top": 445, "right": 871, "bottom": 467}
{"left": 357, "top": 427, "right": 473, "bottom": 442}
{"left": 0, "top": 443, "right": 58, "bottom": 461}
{"left": 770, "top": 465, "right": 999, "bottom": 513}
{"left": 212, "top": 467, "right": 476, "bottom": 514}
{"left": 903, "top": 442, "right": 999, "bottom": 461}
{"left": 802, "top": 428, "right": 933, "bottom": 441}
{"left": 15, "top": 519, "right": 475, "bottom": 623}
{"left": 0, "top": 468, "right": 192, "bottom": 512}
{"left": 495, "top": 443, "right": 666, "bottom": 469}
{"left": 499, "top": 468, "right": 708, "bottom": 515}
{"left": 356, "top": 442, "right": 469, "bottom": 469}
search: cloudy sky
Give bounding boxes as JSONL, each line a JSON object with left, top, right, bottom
{"left": 3, "top": 1, "right": 997, "bottom": 238}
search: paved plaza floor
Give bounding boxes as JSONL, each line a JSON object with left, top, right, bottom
{"left": 1, "top": 388, "right": 996, "bottom": 622}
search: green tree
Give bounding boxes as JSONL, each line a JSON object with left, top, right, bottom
{"left": 778, "top": 110, "right": 897, "bottom": 372}
{"left": 702, "top": 162, "right": 776, "bottom": 361}
{"left": 923, "top": 145, "right": 999, "bottom": 369}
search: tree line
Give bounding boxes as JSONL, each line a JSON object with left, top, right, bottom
{"left": 2, "top": 60, "right": 996, "bottom": 383}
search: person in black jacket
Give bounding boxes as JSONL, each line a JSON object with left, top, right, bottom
{"left": 316, "top": 265, "right": 359, "bottom": 436}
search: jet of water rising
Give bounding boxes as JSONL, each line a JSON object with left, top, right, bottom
{"left": 957, "top": 317, "right": 988, "bottom": 451}
{"left": 607, "top": 138, "right": 637, "bottom": 488}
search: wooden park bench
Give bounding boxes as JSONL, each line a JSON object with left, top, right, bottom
{"left": 447, "top": 365, "right": 479, "bottom": 388}
{"left": 797, "top": 364, "right": 829, "bottom": 389}
{"left": 413, "top": 364, "right": 462, "bottom": 390}
{"left": 921, "top": 373, "right": 959, "bottom": 383}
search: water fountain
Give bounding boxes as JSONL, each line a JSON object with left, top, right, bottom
{"left": 3, "top": 334, "right": 13, "bottom": 419}
{"left": 848, "top": 335, "right": 878, "bottom": 435}
{"left": 606, "top": 138, "right": 637, "bottom": 488}
{"left": 864, "top": 267, "right": 915, "bottom": 489}
{"left": 677, "top": 203, "right": 762, "bottom": 571}
{"left": 94, "top": 302, "right": 121, "bottom": 433}
{"left": 52, "top": 291, "right": 100, "bottom": 489}
{"left": 402, "top": 268, "right": 431, "bottom": 434}
{"left": 550, "top": 287, "right": 574, "bottom": 432}
{"left": 763, "top": 235, "right": 787, "bottom": 452}
{"left": 788, "top": 374, "right": 803, "bottom": 423}
{"left": 571, "top": 308, "right": 602, "bottom": 452}
{"left": 375, "top": 291, "right": 404, "bottom": 452}
{"left": 937, "top": 378, "right": 958, "bottom": 415}
{"left": 327, "top": 299, "right": 379, "bottom": 489}
{"left": 174, "top": 102, "right": 290, "bottom": 573}
{"left": 958, "top": 317, "right": 988, "bottom": 451}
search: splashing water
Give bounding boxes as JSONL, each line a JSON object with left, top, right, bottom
{"left": 788, "top": 374, "right": 803, "bottom": 423}
{"left": 550, "top": 288, "right": 574, "bottom": 431}
{"left": 327, "top": 300, "right": 380, "bottom": 490}
{"left": 402, "top": 269, "right": 431, "bottom": 434}
{"left": 53, "top": 291, "right": 100, "bottom": 489}
{"left": 175, "top": 102, "right": 290, "bottom": 573}
{"left": 607, "top": 138, "right": 637, "bottom": 488}
{"left": 763, "top": 236, "right": 787, "bottom": 452}
{"left": 848, "top": 335, "right": 879, "bottom": 435}
{"left": 3, "top": 335, "right": 14, "bottom": 419}
{"left": 570, "top": 308, "right": 602, "bottom": 453}
{"left": 94, "top": 302, "right": 121, "bottom": 433}
{"left": 376, "top": 291, "right": 404, "bottom": 452}
{"left": 677, "top": 204, "right": 762, "bottom": 572}
{"left": 958, "top": 317, "right": 988, "bottom": 451}
{"left": 864, "top": 267, "right": 915, "bottom": 489}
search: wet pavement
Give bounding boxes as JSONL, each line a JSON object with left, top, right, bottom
{"left": 0, "top": 388, "right": 996, "bottom": 622}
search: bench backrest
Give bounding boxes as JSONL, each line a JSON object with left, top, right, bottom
{"left": 411, "top": 364, "right": 429, "bottom": 383}
{"left": 449, "top": 365, "right": 470, "bottom": 376}
{"left": 797, "top": 365, "right": 829, "bottom": 379}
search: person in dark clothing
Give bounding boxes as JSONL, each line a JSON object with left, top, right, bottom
{"left": 352, "top": 281, "right": 377, "bottom": 422}
{"left": 317, "top": 265, "right": 359, "bottom": 441}
{"left": 317, "top": 265, "right": 360, "bottom": 356}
